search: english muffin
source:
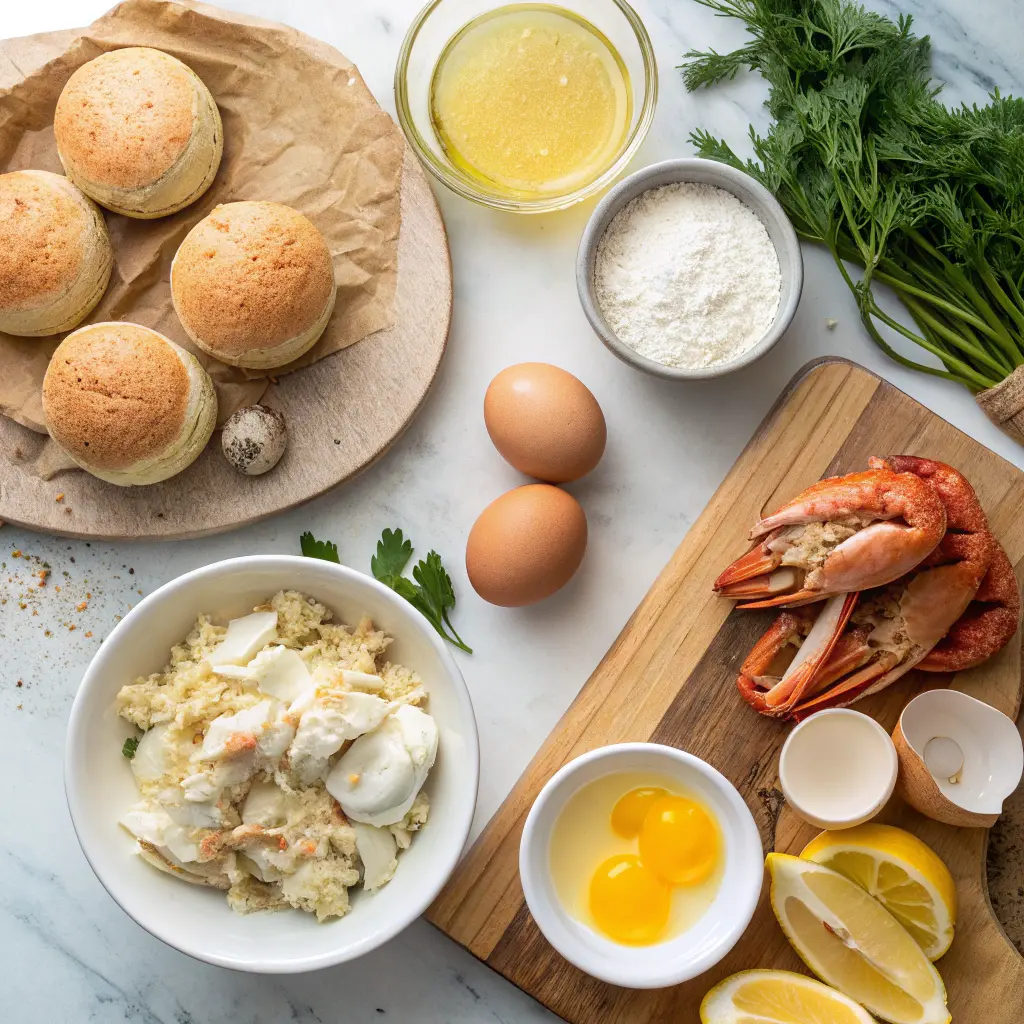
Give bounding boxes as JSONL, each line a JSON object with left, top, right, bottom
{"left": 43, "top": 322, "right": 217, "bottom": 486}
{"left": 54, "top": 47, "right": 223, "bottom": 219}
{"left": 0, "top": 170, "right": 113, "bottom": 337}
{"left": 170, "top": 201, "right": 336, "bottom": 369}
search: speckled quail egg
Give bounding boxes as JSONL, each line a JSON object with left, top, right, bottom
{"left": 221, "top": 405, "right": 287, "bottom": 475}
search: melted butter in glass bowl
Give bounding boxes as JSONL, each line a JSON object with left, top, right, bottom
{"left": 396, "top": 0, "right": 657, "bottom": 213}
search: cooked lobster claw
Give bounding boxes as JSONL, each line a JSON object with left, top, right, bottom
{"left": 737, "top": 458, "right": 1004, "bottom": 720}
{"left": 715, "top": 468, "right": 946, "bottom": 608}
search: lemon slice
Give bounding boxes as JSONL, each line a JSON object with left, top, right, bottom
{"left": 801, "top": 824, "right": 957, "bottom": 960}
{"left": 701, "top": 969, "right": 876, "bottom": 1023}
{"left": 767, "top": 853, "right": 949, "bottom": 1024}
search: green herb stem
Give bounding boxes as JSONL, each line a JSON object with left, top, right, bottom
{"left": 681, "top": 0, "right": 1024, "bottom": 399}
{"left": 900, "top": 298, "right": 1008, "bottom": 380}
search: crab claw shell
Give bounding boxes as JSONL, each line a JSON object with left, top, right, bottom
{"left": 736, "top": 594, "right": 858, "bottom": 718}
{"left": 789, "top": 545, "right": 989, "bottom": 719}
{"left": 717, "top": 468, "right": 946, "bottom": 606}
{"left": 868, "top": 455, "right": 988, "bottom": 533}
{"left": 918, "top": 540, "right": 1020, "bottom": 672}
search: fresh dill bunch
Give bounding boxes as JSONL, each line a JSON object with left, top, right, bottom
{"left": 681, "top": 0, "right": 1024, "bottom": 393}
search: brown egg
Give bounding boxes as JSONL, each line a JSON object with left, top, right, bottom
{"left": 484, "top": 363, "right": 606, "bottom": 483}
{"left": 466, "top": 484, "right": 588, "bottom": 607}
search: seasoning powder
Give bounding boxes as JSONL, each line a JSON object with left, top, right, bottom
{"left": 594, "top": 182, "right": 782, "bottom": 369}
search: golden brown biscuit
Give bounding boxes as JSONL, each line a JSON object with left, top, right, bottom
{"left": 43, "top": 322, "right": 217, "bottom": 485}
{"left": 0, "top": 170, "right": 112, "bottom": 337}
{"left": 54, "top": 47, "right": 223, "bottom": 219}
{"left": 171, "top": 201, "right": 336, "bottom": 368}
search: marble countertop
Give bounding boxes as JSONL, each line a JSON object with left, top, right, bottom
{"left": 3, "top": 0, "right": 1024, "bottom": 1020}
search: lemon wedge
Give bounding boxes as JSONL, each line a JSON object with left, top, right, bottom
{"left": 701, "top": 969, "right": 876, "bottom": 1023}
{"left": 767, "top": 853, "right": 950, "bottom": 1024}
{"left": 801, "top": 824, "right": 957, "bottom": 960}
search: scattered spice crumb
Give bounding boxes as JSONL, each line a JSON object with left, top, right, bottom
{"left": 55, "top": 493, "right": 64, "bottom": 503}
{"left": 12, "top": 550, "right": 21, "bottom": 558}
{"left": 68, "top": 624, "right": 77, "bottom": 632}
{"left": 825, "top": 317, "right": 838, "bottom": 330}
{"left": 15, "top": 680, "right": 22, "bottom": 688}
{"left": 84, "top": 631, "right": 93, "bottom": 638}
{"left": 65, "top": 507, "right": 73, "bottom": 515}
{"left": 76, "top": 602, "right": 88, "bottom": 612}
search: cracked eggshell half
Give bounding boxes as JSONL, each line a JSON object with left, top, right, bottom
{"left": 894, "top": 689, "right": 1024, "bottom": 827}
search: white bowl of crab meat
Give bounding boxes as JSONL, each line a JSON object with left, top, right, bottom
{"left": 65, "top": 556, "right": 478, "bottom": 973}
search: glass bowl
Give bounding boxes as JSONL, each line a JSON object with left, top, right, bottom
{"left": 395, "top": 0, "right": 658, "bottom": 213}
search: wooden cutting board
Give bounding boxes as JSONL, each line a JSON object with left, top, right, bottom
{"left": 428, "top": 358, "right": 1024, "bottom": 1023}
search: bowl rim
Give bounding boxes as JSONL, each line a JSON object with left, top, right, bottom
{"left": 576, "top": 157, "right": 805, "bottom": 379}
{"left": 64, "top": 554, "right": 480, "bottom": 974}
{"left": 394, "top": 0, "right": 659, "bottom": 213}
{"left": 778, "top": 708, "right": 898, "bottom": 830}
{"left": 518, "top": 742, "right": 763, "bottom": 988}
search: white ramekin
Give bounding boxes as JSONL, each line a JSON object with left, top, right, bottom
{"left": 519, "top": 742, "right": 763, "bottom": 988}
{"left": 779, "top": 708, "right": 898, "bottom": 830}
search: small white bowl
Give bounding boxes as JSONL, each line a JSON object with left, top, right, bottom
{"left": 576, "top": 158, "right": 803, "bottom": 380}
{"left": 65, "top": 555, "right": 479, "bottom": 974}
{"left": 779, "top": 709, "right": 898, "bottom": 831}
{"left": 519, "top": 743, "right": 762, "bottom": 988}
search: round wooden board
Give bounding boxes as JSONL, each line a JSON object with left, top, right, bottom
{"left": 0, "top": 148, "right": 451, "bottom": 541}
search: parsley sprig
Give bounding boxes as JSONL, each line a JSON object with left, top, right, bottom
{"left": 300, "top": 531, "right": 340, "bottom": 563}
{"left": 298, "top": 527, "right": 471, "bottom": 653}
{"left": 372, "top": 528, "right": 472, "bottom": 653}
{"left": 122, "top": 736, "right": 139, "bottom": 759}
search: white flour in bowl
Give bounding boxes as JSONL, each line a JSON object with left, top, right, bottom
{"left": 594, "top": 182, "right": 782, "bottom": 370}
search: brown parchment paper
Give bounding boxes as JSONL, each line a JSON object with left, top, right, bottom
{"left": 0, "top": 0, "right": 404, "bottom": 471}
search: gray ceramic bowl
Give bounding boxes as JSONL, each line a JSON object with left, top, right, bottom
{"left": 577, "top": 158, "right": 803, "bottom": 380}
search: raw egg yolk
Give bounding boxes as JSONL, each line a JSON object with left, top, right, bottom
{"left": 589, "top": 854, "right": 670, "bottom": 945}
{"left": 638, "top": 795, "right": 719, "bottom": 886}
{"left": 610, "top": 787, "right": 667, "bottom": 838}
